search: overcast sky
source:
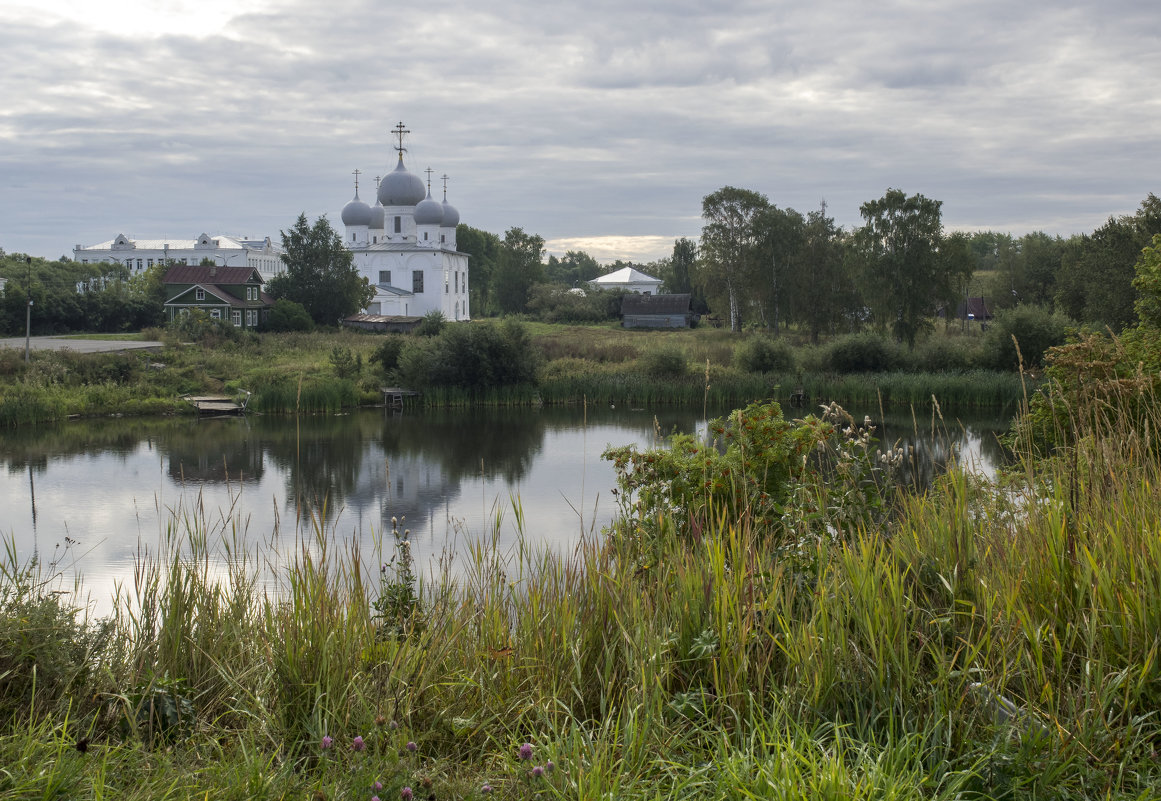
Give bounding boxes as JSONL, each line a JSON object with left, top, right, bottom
{"left": 2, "top": 0, "right": 1158, "bottom": 264}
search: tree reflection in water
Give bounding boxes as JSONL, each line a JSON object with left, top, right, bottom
{"left": 0, "top": 404, "right": 1013, "bottom": 609}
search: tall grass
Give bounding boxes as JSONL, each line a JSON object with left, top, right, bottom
{"left": 2, "top": 370, "right": 1158, "bottom": 797}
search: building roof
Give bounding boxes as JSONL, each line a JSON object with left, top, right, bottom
{"left": 956, "top": 297, "right": 993, "bottom": 319}
{"left": 77, "top": 233, "right": 280, "bottom": 253}
{"left": 164, "top": 284, "right": 273, "bottom": 308}
{"left": 592, "top": 266, "right": 663, "bottom": 286}
{"left": 621, "top": 293, "right": 692, "bottom": 315}
{"left": 163, "top": 265, "right": 264, "bottom": 285}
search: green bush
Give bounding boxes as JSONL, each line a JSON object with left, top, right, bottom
{"left": 264, "top": 299, "right": 314, "bottom": 332}
{"left": 396, "top": 320, "right": 540, "bottom": 390}
{"left": 824, "top": 333, "right": 902, "bottom": 373}
{"left": 414, "top": 310, "right": 447, "bottom": 337}
{"left": 0, "top": 553, "right": 110, "bottom": 719}
{"left": 167, "top": 310, "right": 243, "bottom": 345}
{"left": 981, "top": 305, "right": 1072, "bottom": 369}
{"left": 328, "top": 346, "right": 362, "bottom": 379}
{"left": 370, "top": 334, "right": 407, "bottom": 374}
{"left": 909, "top": 335, "right": 981, "bottom": 372}
{"left": 734, "top": 335, "right": 796, "bottom": 373}
{"left": 639, "top": 344, "right": 688, "bottom": 378}
{"left": 526, "top": 284, "right": 628, "bottom": 323}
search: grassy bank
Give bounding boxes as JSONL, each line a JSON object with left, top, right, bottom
{"left": 0, "top": 323, "right": 1033, "bottom": 427}
{"left": 2, "top": 384, "right": 1159, "bottom": 799}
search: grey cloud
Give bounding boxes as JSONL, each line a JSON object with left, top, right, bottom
{"left": 2, "top": 0, "right": 1160, "bottom": 261}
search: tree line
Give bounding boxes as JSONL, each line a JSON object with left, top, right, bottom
{"left": 457, "top": 188, "right": 1161, "bottom": 342}
{"left": 3, "top": 190, "right": 1158, "bottom": 337}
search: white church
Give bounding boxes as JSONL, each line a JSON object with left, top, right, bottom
{"left": 340, "top": 123, "right": 469, "bottom": 321}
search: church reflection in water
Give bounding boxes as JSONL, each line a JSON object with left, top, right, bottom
{"left": 0, "top": 403, "right": 1013, "bottom": 602}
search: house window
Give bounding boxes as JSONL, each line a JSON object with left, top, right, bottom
{"left": 136, "top": 259, "right": 143, "bottom": 270}
{"left": 455, "top": 272, "right": 459, "bottom": 293}
{"left": 147, "top": 259, "right": 154, "bottom": 267}
{"left": 232, "top": 310, "right": 242, "bottom": 327}
{"left": 423, "top": 232, "right": 428, "bottom": 241}
{"left": 379, "top": 270, "right": 391, "bottom": 284}
{"left": 412, "top": 271, "right": 423, "bottom": 293}
{"left": 195, "top": 288, "right": 205, "bottom": 300}
{"left": 440, "top": 234, "right": 445, "bottom": 243}
{"left": 394, "top": 217, "right": 401, "bottom": 234}
{"left": 352, "top": 233, "right": 356, "bottom": 242}
{"left": 246, "top": 310, "right": 257, "bottom": 327}
{"left": 210, "top": 309, "right": 221, "bottom": 319}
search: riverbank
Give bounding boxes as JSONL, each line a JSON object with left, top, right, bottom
{"left": 0, "top": 324, "right": 1034, "bottom": 427}
{"left": 2, "top": 390, "right": 1158, "bottom": 799}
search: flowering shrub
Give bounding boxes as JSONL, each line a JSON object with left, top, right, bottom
{"left": 605, "top": 399, "right": 901, "bottom": 545}
{"left": 604, "top": 399, "right": 828, "bottom": 542}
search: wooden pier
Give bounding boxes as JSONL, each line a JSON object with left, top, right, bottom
{"left": 183, "top": 391, "right": 251, "bottom": 417}
{"left": 382, "top": 387, "right": 420, "bottom": 410}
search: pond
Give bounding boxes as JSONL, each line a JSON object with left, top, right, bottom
{"left": 0, "top": 403, "right": 1013, "bottom": 611}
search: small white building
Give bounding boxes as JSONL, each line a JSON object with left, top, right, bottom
{"left": 73, "top": 234, "right": 285, "bottom": 281}
{"left": 589, "top": 266, "right": 663, "bottom": 295}
{"left": 340, "top": 122, "right": 470, "bottom": 321}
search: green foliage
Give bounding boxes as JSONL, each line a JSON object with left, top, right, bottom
{"left": 370, "top": 334, "right": 407, "bottom": 374}
{"left": 0, "top": 547, "right": 111, "bottom": 720}
{"left": 413, "top": 310, "right": 446, "bottom": 337}
{"left": 1055, "top": 194, "right": 1161, "bottom": 328}
{"left": 0, "top": 254, "right": 161, "bottom": 335}
{"left": 980, "top": 304, "right": 1072, "bottom": 369}
{"left": 1013, "top": 328, "right": 1161, "bottom": 453}
{"left": 167, "top": 309, "right": 244, "bottom": 345}
{"left": 372, "top": 518, "right": 422, "bottom": 638}
{"left": 328, "top": 346, "right": 362, "bottom": 379}
{"left": 6, "top": 379, "right": 1161, "bottom": 797}
{"left": 908, "top": 334, "right": 980, "bottom": 372}
{"left": 698, "top": 186, "right": 770, "bottom": 332}
{"left": 1132, "top": 232, "right": 1161, "bottom": 328}
{"left": 604, "top": 399, "right": 828, "bottom": 538}
{"left": 526, "top": 284, "right": 626, "bottom": 323}
{"left": 823, "top": 332, "right": 902, "bottom": 373}
{"left": 639, "top": 344, "right": 689, "bottom": 378}
{"left": 455, "top": 224, "right": 501, "bottom": 315}
{"left": 396, "top": 320, "right": 540, "bottom": 390}
{"left": 266, "top": 213, "right": 375, "bottom": 326}
{"left": 491, "top": 227, "right": 546, "bottom": 315}
{"left": 264, "top": 298, "right": 314, "bottom": 332}
{"left": 734, "top": 335, "right": 796, "bottom": 373}
{"left": 849, "top": 188, "right": 960, "bottom": 348}
{"left": 544, "top": 249, "right": 602, "bottom": 286}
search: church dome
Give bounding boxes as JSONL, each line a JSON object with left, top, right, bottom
{"left": 440, "top": 198, "right": 460, "bottom": 228}
{"left": 369, "top": 200, "right": 385, "bottom": 229}
{"left": 414, "top": 189, "right": 445, "bottom": 225}
{"left": 341, "top": 192, "right": 372, "bottom": 226}
{"left": 378, "top": 156, "right": 426, "bottom": 206}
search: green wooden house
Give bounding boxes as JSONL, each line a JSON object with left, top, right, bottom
{"left": 162, "top": 264, "right": 273, "bottom": 328}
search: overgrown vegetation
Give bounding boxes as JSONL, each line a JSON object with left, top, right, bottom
{"left": 0, "top": 320, "right": 1043, "bottom": 427}
{"left": 2, "top": 333, "right": 1159, "bottom": 798}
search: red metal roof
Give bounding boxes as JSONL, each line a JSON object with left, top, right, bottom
{"left": 162, "top": 264, "right": 263, "bottom": 285}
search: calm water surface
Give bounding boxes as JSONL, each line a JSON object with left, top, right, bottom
{"left": 0, "top": 404, "right": 1011, "bottom": 610}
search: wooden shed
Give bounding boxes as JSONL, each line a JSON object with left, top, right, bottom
{"left": 621, "top": 293, "right": 695, "bottom": 329}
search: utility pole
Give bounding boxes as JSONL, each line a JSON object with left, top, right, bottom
{"left": 24, "top": 256, "right": 32, "bottom": 363}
